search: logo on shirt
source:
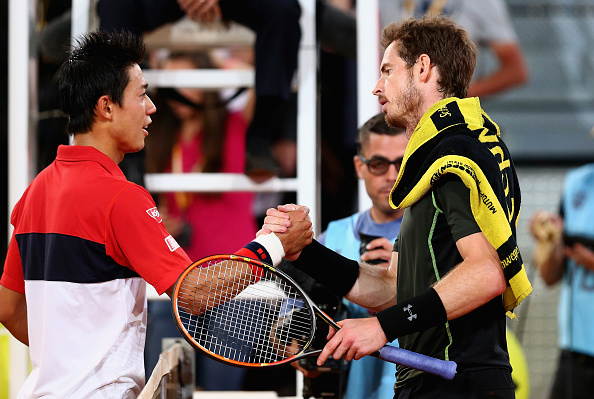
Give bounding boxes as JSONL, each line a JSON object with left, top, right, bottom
{"left": 165, "top": 235, "right": 180, "bottom": 252}
{"left": 146, "top": 207, "right": 163, "bottom": 223}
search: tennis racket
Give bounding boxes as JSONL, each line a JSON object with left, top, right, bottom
{"left": 171, "top": 254, "right": 457, "bottom": 380}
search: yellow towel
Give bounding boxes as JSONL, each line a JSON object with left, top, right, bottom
{"left": 390, "top": 97, "right": 532, "bottom": 317}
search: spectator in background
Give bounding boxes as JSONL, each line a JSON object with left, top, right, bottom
{"left": 277, "top": 114, "right": 408, "bottom": 398}
{"left": 97, "top": 0, "right": 301, "bottom": 181}
{"left": 317, "top": 114, "right": 407, "bottom": 399}
{"left": 380, "top": 0, "right": 529, "bottom": 98}
{"left": 97, "top": 0, "right": 359, "bottom": 185}
{"left": 145, "top": 50, "right": 257, "bottom": 260}
{"left": 143, "top": 50, "right": 257, "bottom": 390}
{"left": 529, "top": 164, "right": 594, "bottom": 399}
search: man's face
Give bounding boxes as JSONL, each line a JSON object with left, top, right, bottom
{"left": 373, "top": 42, "right": 423, "bottom": 130}
{"left": 355, "top": 132, "right": 409, "bottom": 214}
{"left": 109, "top": 64, "right": 156, "bottom": 155}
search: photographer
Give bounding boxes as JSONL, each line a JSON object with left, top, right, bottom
{"left": 281, "top": 114, "right": 407, "bottom": 398}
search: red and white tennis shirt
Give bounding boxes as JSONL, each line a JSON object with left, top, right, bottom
{"left": 1, "top": 145, "right": 191, "bottom": 398}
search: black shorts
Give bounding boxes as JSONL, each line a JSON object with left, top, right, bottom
{"left": 393, "top": 368, "right": 514, "bottom": 399}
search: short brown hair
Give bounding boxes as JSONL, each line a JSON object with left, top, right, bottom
{"left": 357, "top": 113, "right": 405, "bottom": 151}
{"left": 380, "top": 15, "right": 476, "bottom": 98}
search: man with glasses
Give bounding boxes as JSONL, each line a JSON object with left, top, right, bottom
{"left": 315, "top": 113, "right": 407, "bottom": 399}
{"left": 321, "top": 113, "right": 407, "bottom": 268}
{"left": 284, "top": 113, "right": 407, "bottom": 398}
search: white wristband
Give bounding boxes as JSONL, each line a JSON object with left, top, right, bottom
{"left": 253, "top": 233, "right": 285, "bottom": 266}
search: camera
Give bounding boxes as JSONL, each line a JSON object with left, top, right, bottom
{"left": 359, "top": 232, "right": 384, "bottom": 265}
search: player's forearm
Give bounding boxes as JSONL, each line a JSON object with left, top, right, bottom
{"left": 434, "top": 257, "right": 506, "bottom": 320}
{"left": 345, "top": 261, "right": 397, "bottom": 312}
{"left": 373, "top": 259, "right": 504, "bottom": 343}
{"left": 290, "top": 239, "right": 360, "bottom": 297}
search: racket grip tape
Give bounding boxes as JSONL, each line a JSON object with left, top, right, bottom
{"left": 374, "top": 346, "right": 457, "bottom": 380}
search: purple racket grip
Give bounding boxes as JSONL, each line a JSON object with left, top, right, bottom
{"left": 375, "top": 345, "right": 457, "bottom": 380}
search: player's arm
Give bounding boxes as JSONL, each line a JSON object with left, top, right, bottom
{"left": 165, "top": 206, "right": 314, "bottom": 299}
{"left": 344, "top": 250, "right": 398, "bottom": 312}
{"left": 0, "top": 285, "right": 28, "bottom": 345}
{"left": 429, "top": 176, "right": 506, "bottom": 319}
{"left": 317, "top": 233, "right": 505, "bottom": 365}
{"left": 372, "top": 177, "right": 503, "bottom": 343}
{"left": 433, "top": 231, "right": 506, "bottom": 320}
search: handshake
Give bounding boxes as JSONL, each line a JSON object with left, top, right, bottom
{"left": 257, "top": 204, "right": 314, "bottom": 261}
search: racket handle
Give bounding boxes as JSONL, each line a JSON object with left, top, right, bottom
{"left": 373, "top": 345, "right": 457, "bottom": 380}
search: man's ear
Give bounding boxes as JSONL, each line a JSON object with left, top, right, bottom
{"left": 416, "top": 54, "right": 433, "bottom": 83}
{"left": 96, "top": 95, "right": 114, "bottom": 120}
{"left": 353, "top": 154, "right": 365, "bottom": 180}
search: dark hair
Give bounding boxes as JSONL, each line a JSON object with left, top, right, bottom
{"left": 145, "top": 51, "right": 227, "bottom": 174}
{"left": 58, "top": 30, "right": 146, "bottom": 134}
{"left": 357, "top": 113, "right": 405, "bottom": 151}
{"left": 380, "top": 15, "right": 476, "bottom": 98}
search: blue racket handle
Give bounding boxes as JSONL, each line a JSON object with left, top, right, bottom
{"left": 373, "top": 345, "right": 457, "bottom": 380}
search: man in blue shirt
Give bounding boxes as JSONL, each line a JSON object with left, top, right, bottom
{"left": 311, "top": 113, "right": 408, "bottom": 398}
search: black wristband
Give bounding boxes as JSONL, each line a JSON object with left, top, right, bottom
{"left": 291, "top": 239, "right": 360, "bottom": 297}
{"left": 376, "top": 288, "right": 447, "bottom": 342}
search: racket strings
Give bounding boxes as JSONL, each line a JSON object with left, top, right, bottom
{"left": 176, "top": 259, "right": 314, "bottom": 364}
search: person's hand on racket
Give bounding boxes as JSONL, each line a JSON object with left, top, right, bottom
{"left": 177, "top": 0, "right": 222, "bottom": 23}
{"left": 317, "top": 317, "right": 388, "bottom": 366}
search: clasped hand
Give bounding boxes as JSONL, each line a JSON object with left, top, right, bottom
{"left": 257, "top": 204, "right": 313, "bottom": 261}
